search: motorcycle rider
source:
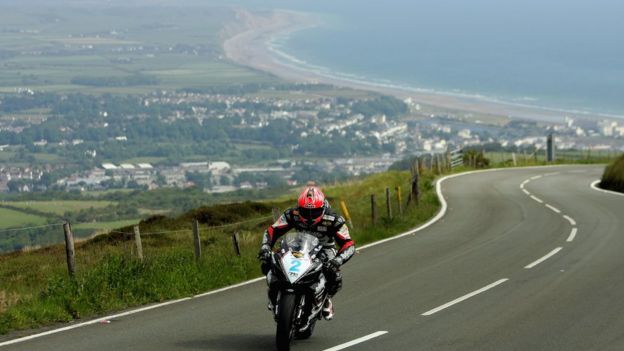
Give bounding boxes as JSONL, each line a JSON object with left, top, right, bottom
{"left": 258, "top": 185, "right": 355, "bottom": 320}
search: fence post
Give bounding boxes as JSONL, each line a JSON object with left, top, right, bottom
{"left": 418, "top": 156, "right": 424, "bottom": 175}
{"left": 407, "top": 160, "right": 420, "bottom": 207}
{"left": 396, "top": 185, "right": 403, "bottom": 215}
{"left": 272, "top": 207, "right": 281, "bottom": 222}
{"left": 232, "top": 231, "right": 241, "bottom": 256}
{"left": 63, "top": 222, "right": 76, "bottom": 278}
{"left": 370, "top": 194, "right": 377, "bottom": 225}
{"left": 512, "top": 152, "right": 517, "bottom": 167}
{"left": 385, "top": 187, "right": 392, "bottom": 220}
{"left": 339, "top": 200, "right": 354, "bottom": 230}
{"left": 133, "top": 225, "right": 143, "bottom": 262}
{"left": 192, "top": 220, "right": 201, "bottom": 260}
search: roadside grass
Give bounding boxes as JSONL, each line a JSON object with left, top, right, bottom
{"left": 0, "top": 169, "right": 440, "bottom": 335}
{"left": 484, "top": 150, "right": 618, "bottom": 167}
{"left": 0, "top": 208, "right": 47, "bottom": 229}
{"left": 599, "top": 153, "right": 624, "bottom": 193}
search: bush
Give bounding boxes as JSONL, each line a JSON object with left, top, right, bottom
{"left": 600, "top": 153, "right": 624, "bottom": 193}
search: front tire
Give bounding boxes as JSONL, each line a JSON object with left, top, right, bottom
{"left": 276, "top": 292, "right": 297, "bottom": 351}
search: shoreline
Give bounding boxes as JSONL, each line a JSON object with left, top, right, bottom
{"left": 224, "top": 10, "right": 621, "bottom": 123}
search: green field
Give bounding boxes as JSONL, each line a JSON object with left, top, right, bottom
{"left": 7, "top": 200, "right": 116, "bottom": 216}
{"left": 0, "top": 5, "right": 275, "bottom": 94}
{"left": 0, "top": 207, "right": 47, "bottom": 229}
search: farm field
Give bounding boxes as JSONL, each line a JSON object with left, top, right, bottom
{"left": 0, "top": 207, "right": 47, "bottom": 229}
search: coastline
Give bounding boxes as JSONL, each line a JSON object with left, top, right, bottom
{"left": 224, "top": 10, "right": 620, "bottom": 123}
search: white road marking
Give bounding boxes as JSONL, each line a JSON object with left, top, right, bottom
{"left": 567, "top": 228, "right": 578, "bottom": 242}
{"left": 590, "top": 180, "right": 624, "bottom": 197}
{"left": 0, "top": 297, "right": 193, "bottom": 347}
{"left": 563, "top": 215, "right": 577, "bottom": 226}
{"left": 530, "top": 195, "right": 544, "bottom": 203}
{"left": 522, "top": 189, "right": 530, "bottom": 195}
{"left": 359, "top": 169, "right": 503, "bottom": 250}
{"left": 531, "top": 175, "right": 542, "bottom": 180}
{"left": 421, "top": 279, "right": 509, "bottom": 316}
{"left": 521, "top": 180, "right": 530, "bottom": 186}
{"left": 323, "top": 331, "right": 388, "bottom": 351}
{"left": 520, "top": 184, "right": 524, "bottom": 189}
{"left": 545, "top": 204, "right": 561, "bottom": 214}
{"left": 525, "top": 247, "right": 563, "bottom": 269}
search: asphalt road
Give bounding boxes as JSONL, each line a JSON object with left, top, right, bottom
{"left": 3, "top": 165, "right": 623, "bottom": 351}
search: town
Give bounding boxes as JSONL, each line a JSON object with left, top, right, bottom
{"left": 1, "top": 85, "right": 623, "bottom": 193}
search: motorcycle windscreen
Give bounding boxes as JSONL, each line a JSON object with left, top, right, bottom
{"left": 279, "top": 232, "right": 319, "bottom": 284}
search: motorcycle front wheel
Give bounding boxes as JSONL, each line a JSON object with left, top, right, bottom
{"left": 276, "top": 292, "right": 297, "bottom": 351}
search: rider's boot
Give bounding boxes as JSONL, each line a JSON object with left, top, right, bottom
{"left": 322, "top": 298, "right": 334, "bottom": 320}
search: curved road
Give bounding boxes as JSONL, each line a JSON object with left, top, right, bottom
{"left": 2, "top": 165, "right": 623, "bottom": 351}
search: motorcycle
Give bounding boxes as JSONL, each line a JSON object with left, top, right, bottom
{"left": 266, "top": 232, "right": 329, "bottom": 351}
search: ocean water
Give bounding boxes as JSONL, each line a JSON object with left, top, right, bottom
{"left": 264, "top": 0, "right": 624, "bottom": 118}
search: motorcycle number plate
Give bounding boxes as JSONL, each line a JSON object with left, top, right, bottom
{"left": 281, "top": 252, "right": 312, "bottom": 284}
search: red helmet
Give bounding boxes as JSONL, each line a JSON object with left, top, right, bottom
{"left": 297, "top": 186, "right": 326, "bottom": 225}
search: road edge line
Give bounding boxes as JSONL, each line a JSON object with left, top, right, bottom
{"left": 590, "top": 180, "right": 624, "bottom": 197}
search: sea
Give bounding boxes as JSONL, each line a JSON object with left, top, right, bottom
{"left": 257, "top": 0, "right": 624, "bottom": 119}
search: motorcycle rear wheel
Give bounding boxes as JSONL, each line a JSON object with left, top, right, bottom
{"left": 276, "top": 292, "right": 297, "bottom": 351}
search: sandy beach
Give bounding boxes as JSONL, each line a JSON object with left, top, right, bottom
{"left": 224, "top": 10, "right": 612, "bottom": 123}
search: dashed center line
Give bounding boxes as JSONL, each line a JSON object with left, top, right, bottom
{"left": 525, "top": 247, "right": 562, "bottom": 269}
{"left": 567, "top": 228, "right": 578, "bottom": 242}
{"left": 323, "top": 331, "right": 388, "bottom": 351}
{"left": 522, "top": 189, "right": 530, "bottom": 195}
{"left": 563, "top": 215, "right": 576, "bottom": 226}
{"left": 545, "top": 204, "right": 561, "bottom": 214}
{"left": 530, "top": 195, "right": 543, "bottom": 203}
{"left": 422, "top": 279, "right": 509, "bottom": 316}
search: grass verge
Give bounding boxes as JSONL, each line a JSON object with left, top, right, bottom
{"left": 599, "top": 153, "right": 624, "bottom": 193}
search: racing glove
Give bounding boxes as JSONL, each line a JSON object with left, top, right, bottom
{"left": 325, "top": 257, "right": 343, "bottom": 273}
{"left": 258, "top": 244, "right": 272, "bottom": 275}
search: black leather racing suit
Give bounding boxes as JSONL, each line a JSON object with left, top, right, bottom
{"left": 261, "top": 207, "right": 356, "bottom": 303}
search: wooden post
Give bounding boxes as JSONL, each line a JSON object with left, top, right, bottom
{"left": 192, "top": 220, "right": 201, "bottom": 260}
{"left": 407, "top": 159, "right": 420, "bottom": 207}
{"left": 436, "top": 154, "right": 442, "bottom": 174}
{"left": 370, "top": 194, "right": 377, "bottom": 225}
{"left": 232, "top": 231, "right": 241, "bottom": 256}
{"left": 418, "top": 156, "right": 424, "bottom": 175}
{"left": 385, "top": 187, "right": 392, "bottom": 220}
{"left": 339, "top": 200, "right": 354, "bottom": 230}
{"left": 272, "top": 207, "right": 280, "bottom": 222}
{"left": 396, "top": 186, "right": 403, "bottom": 215}
{"left": 512, "top": 152, "right": 517, "bottom": 167}
{"left": 133, "top": 225, "right": 143, "bottom": 262}
{"left": 63, "top": 222, "right": 76, "bottom": 278}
